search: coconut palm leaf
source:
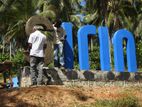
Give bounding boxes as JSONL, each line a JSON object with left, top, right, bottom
{"left": 2, "top": 0, "right": 40, "bottom": 47}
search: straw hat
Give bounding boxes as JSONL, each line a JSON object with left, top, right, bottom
{"left": 25, "top": 15, "right": 54, "bottom": 36}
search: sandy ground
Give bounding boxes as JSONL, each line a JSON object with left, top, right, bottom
{"left": 0, "top": 82, "right": 142, "bottom": 107}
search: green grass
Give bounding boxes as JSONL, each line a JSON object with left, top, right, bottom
{"left": 71, "top": 96, "right": 140, "bottom": 107}
{"left": 95, "top": 96, "right": 139, "bottom": 107}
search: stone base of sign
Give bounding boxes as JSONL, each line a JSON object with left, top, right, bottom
{"left": 19, "top": 66, "right": 142, "bottom": 87}
{"left": 43, "top": 68, "right": 142, "bottom": 82}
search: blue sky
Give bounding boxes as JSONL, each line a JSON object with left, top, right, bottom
{"left": 76, "top": 0, "right": 86, "bottom": 21}
{"left": 80, "top": 0, "right": 86, "bottom": 6}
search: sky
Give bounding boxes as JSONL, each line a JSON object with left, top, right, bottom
{"left": 76, "top": 0, "right": 86, "bottom": 21}
{"left": 80, "top": 0, "right": 86, "bottom": 6}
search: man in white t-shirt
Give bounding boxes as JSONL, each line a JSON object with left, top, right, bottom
{"left": 28, "top": 25, "right": 47, "bottom": 86}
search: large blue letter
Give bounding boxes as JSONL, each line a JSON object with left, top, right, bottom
{"left": 112, "top": 29, "right": 137, "bottom": 72}
{"left": 98, "top": 27, "right": 110, "bottom": 71}
{"left": 62, "top": 22, "right": 74, "bottom": 69}
{"left": 78, "top": 25, "right": 96, "bottom": 70}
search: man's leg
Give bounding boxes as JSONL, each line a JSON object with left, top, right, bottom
{"left": 30, "top": 56, "right": 38, "bottom": 85}
{"left": 59, "top": 43, "right": 64, "bottom": 67}
{"left": 37, "top": 57, "right": 44, "bottom": 85}
{"left": 54, "top": 44, "right": 59, "bottom": 67}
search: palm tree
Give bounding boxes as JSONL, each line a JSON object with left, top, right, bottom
{"left": 82, "top": 0, "right": 142, "bottom": 69}
{"left": 0, "top": 0, "right": 15, "bottom": 13}
{"left": 37, "top": 0, "right": 83, "bottom": 46}
{"left": 0, "top": 0, "right": 16, "bottom": 56}
{"left": 2, "top": 0, "right": 40, "bottom": 48}
{"left": 37, "top": 0, "right": 82, "bottom": 25}
{"left": 82, "top": 0, "right": 142, "bottom": 41}
{"left": 0, "top": 0, "right": 15, "bottom": 35}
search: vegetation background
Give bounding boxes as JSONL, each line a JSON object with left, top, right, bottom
{"left": 0, "top": 1, "right": 142, "bottom": 106}
{"left": 0, "top": 0, "right": 142, "bottom": 71}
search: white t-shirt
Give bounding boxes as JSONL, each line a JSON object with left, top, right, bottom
{"left": 28, "top": 30, "right": 47, "bottom": 57}
{"left": 53, "top": 26, "right": 61, "bottom": 44}
{"left": 53, "top": 24, "right": 66, "bottom": 44}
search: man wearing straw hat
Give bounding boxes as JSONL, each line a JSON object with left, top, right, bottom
{"left": 28, "top": 25, "right": 47, "bottom": 86}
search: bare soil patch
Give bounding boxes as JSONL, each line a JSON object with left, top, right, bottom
{"left": 0, "top": 84, "right": 142, "bottom": 107}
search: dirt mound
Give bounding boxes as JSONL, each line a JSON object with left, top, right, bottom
{"left": 0, "top": 85, "right": 142, "bottom": 107}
